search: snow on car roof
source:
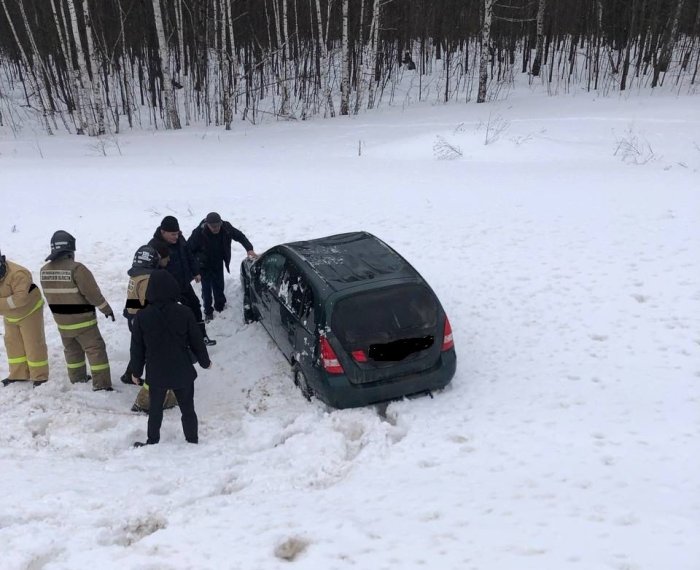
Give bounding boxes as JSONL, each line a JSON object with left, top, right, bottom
{"left": 283, "top": 231, "right": 419, "bottom": 290}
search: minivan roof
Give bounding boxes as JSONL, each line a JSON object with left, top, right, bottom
{"left": 281, "top": 231, "right": 422, "bottom": 292}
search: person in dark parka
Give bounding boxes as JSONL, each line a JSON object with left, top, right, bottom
{"left": 188, "top": 212, "right": 257, "bottom": 321}
{"left": 149, "top": 215, "right": 216, "bottom": 346}
{"left": 130, "top": 270, "right": 211, "bottom": 447}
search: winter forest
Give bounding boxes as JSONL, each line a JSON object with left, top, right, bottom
{"left": 1, "top": 0, "right": 699, "bottom": 136}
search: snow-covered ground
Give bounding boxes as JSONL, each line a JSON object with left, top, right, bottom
{"left": 1, "top": 88, "right": 699, "bottom": 570}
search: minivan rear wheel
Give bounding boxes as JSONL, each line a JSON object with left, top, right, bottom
{"left": 292, "top": 363, "right": 312, "bottom": 401}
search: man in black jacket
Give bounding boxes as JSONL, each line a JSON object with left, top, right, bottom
{"left": 130, "top": 270, "right": 211, "bottom": 447}
{"left": 149, "top": 215, "right": 216, "bottom": 345}
{"left": 188, "top": 212, "right": 257, "bottom": 321}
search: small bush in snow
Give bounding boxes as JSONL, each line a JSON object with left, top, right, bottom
{"left": 433, "top": 135, "right": 463, "bottom": 160}
{"left": 478, "top": 113, "right": 510, "bottom": 145}
{"left": 614, "top": 127, "right": 656, "bottom": 165}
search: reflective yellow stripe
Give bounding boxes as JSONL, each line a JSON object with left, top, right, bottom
{"left": 28, "top": 359, "right": 49, "bottom": 367}
{"left": 4, "top": 298, "right": 44, "bottom": 323}
{"left": 57, "top": 319, "right": 97, "bottom": 331}
{"left": 143, "top": 383, "right": 149, "bottom": 391}
{"left": 67, "top": 360, "right": 86, "bottom": 369}
{"left": 91, "top": 363, "right": 110, "bottom": 372}
{"left": 8, "top": 356, "right": 27, "bottom": 364}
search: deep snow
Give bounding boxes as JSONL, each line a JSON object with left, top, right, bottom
{"left": 1, "top": 88, "right": 699, "bottom": 570}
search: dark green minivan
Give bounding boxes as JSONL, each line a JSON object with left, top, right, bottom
{"left": 240, "top": 232, "right": 456, "bottom": 408}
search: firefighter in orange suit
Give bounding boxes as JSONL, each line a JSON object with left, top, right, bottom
{"left": 0, "top": 250, "right": 49, "bottom": 387}
{"left": 40, "top": 231, "right": 114, "bottom": 391}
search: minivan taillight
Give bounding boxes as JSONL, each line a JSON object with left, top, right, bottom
{"left": 320, "top": 337, "right": 344, "bottom": 374}
{"left": 441, "top": 317, "right": 454, "bottom": 351}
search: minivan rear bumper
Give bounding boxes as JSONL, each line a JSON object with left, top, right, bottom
{"left": 311, "top": 349, "right": 456, "bottom": 409}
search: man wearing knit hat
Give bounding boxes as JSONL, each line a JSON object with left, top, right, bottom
{"left": 188, "top": 212, "right": 257, "bottom": 322}
{"left": 149, "top": 216, "right": 216, "bottom": 346}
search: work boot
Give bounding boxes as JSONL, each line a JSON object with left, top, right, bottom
{"left": 94, "top": 386, "right": 114, "bottom": 392}
{"left": 133, "top": 441, "right": 152, "bottom": 448}
{"left": 131, "top": 403, "right": 148, "bottom": 413}
{"left": 204, "top": 312, "right": 214, "bottom": 324}
{"left": 2, "top": 378, "right": 25, "bottom": 387}
{"left": 203, "top": 336, "right": 217, "bottom": 346}
{"left": 32, "top": 381, "right": 47, "bottom": 388}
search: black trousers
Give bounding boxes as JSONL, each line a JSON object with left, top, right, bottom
{"left": 201, "top": 265, "right": 226, "bottom": 316}
{"left": 179, "top": 283, "right": 208, "bottom": 338}
{"left": 147, "top": 383, "right": 198, "bottom": 444}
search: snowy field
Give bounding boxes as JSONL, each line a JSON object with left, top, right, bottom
{"left": 1, "top": 88, "right": 699, "bottom": 570}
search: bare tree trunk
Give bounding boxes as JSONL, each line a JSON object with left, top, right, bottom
{"left": 152, "top": 0, "right": 181, "bottom": 129}
{"left": 621, "top": 0, "right": 639, "bottom": 91}
{"left": 81, "top": 0, "right": 105, "bottom": 134}
{"left": 0, "top": 0, "right": 53, "bottom": 134}
{"left": 281, "top": 0, "right": 292, "bottom": 116}
{"left": 15, "top": 0, "right": 62, "bottom": 131}
{"left": 49, "top": 0, "right": 82, "bottom": 131}
{"left": 654, "top": 0, "right": 685, "bottom": 87}
{"left": 222, "top": 0, "right": 234, "bottom": 129}
{"left": 366, "top": 0, "right": 381, "bottom": 110}
{"left": 340, "top": 0, "right": 350, "bottom": 114}
{"left": 478, "top": 0, "right": 494, "bottom": 103}
{"left": 531, "top": 0, "right": 546, "bottom": 76}
{"left": 314, "top": 0, "right": 335, "bottom": 116}
{"left": 65, "top": 0, "right": 98, "bottom": 135}
{"left": 115, "top": 0, "right": 134, "bottom": 129}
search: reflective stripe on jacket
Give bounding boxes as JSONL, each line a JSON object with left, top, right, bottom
{"left": 0, "top": 261, "right": 44, "bottom": 322}
{"left": 41, "top": 257, "right": 111, "bottom": 328}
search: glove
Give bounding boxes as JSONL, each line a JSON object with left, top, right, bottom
{"left": 105, "top": 311, "right": 115, "bottom": 322}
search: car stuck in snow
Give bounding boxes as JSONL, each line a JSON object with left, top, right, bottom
{"left": 240, "top": 231, "right": 456, "bottom": 408}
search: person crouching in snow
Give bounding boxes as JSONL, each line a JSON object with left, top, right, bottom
{"left": 121, "top": 244, "right": 177, "bottom": 413}
{"left": 130, "top": 270, "right": 211, "bottom": 447}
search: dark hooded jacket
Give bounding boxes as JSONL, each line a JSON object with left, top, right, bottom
{"left": 130, "top": 270, "right": 210, "bottom": 389}
{"left": 188, "top": 220, "right": 253, "bottom": 274}
{"left": 149, "top": 229, "right": 200, "bottom": 290}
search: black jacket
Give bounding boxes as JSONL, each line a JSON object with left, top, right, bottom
{"left": 188, "top": 220, "right": 253, "bottom": 274}
{"left": 149, "top": 229, "right": 200, "bottom": 290}
{"left": 130, "top": 270, "right": 210, "bottom": 389}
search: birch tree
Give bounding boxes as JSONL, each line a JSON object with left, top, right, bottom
{"left": 152, "top": 0, "right": 181, "bottom": 129}
{"left": 65, "top": 0, "right": 97, "bottom": 135}
{"left": 365, "top": 0, "right": 381, "bottom": 110}
{"left": 340, "top": 0, "right": 350, "bottom": 115}
{"left": 81, "top": 0, "right": 105, "bottom": 134}
{"left": 531, "top": 0, "right": 546, "bottom": 76}
{"left": 314, "top": 0, "right": 335, "bottom": 117}
{"left": 49, "top": 0, "right": 84, "bottom": 131}
{"left": 478, "top": 0, "right": 495, "bottom": 103}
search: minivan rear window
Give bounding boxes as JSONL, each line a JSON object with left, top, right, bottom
{"left": 332, "top": 284, "right": 438, "bottom": 347}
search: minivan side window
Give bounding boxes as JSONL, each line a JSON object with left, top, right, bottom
{"left": 258, "top": 253, "right": 286, "bottom": 293}
{"left": 279, "top": 262, "right": 315, "bottom": 326}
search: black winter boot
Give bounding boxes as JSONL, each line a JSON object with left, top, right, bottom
{"left": 2, "top": 378, "right": 25, "bottom": 387}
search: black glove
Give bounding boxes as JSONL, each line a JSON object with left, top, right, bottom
{"left": 105, "top": 311, "right": 115, "bottom": 322}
